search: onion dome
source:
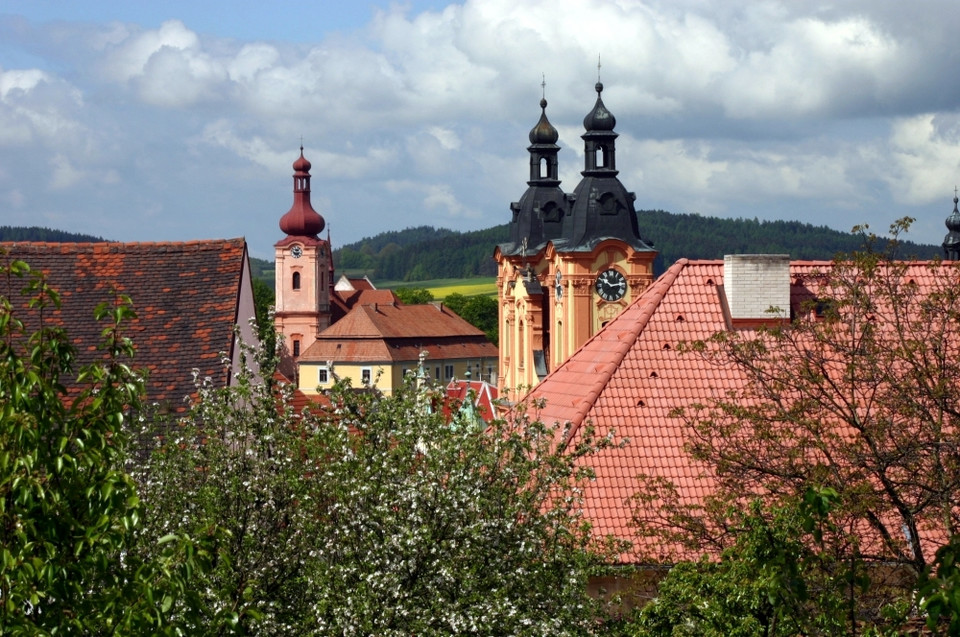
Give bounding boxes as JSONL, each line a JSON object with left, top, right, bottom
{"left": 292, "top": 152, "right": 311, "bottom": 173}
{"left": 583, "top": 82, "right": 616, "bottom": 131}
{"left": 279, "top": 147, "right": 325, "bottom": 237}
{"left": 529, "top": 98, "right": 559, "bottom": 145}
{"left": 943, "top": 192, "right": 960, "bottom": 260}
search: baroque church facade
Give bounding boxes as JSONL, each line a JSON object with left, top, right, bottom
{"left": 496, "top": 83, "right": 658, "bottom": 398}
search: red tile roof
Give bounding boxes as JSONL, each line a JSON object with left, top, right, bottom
{"left": 1, "top": 240, "right": 250, "bottom": 413}
{"left": 302, "top": 301, "right": 497, "bottom": 364}
{"left": 528, "top": 258, "right": 957, "bottom": 563}
{"left": 444, "top": 378, "right": 500, "bottom": 423}
{"left": 331, "top": 288, "right": 399, "bottom": 323}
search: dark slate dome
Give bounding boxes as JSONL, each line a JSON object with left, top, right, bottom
{"left": 944, "top": 194, "right": 960, "bottom": 260}
{"left": 529, "top": 98, "right": 559, "bottom": 145}
{"left": 583, "top": 82, "right": 616, "bottom": 132}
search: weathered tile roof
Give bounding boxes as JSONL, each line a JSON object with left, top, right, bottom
{"left": 1, "top": 239, "right": 251, "bottom": 413}
{"left": 331, "top": 288, "right": 400, "bottom": 323}
{"left": 528, "top": 258, "right": 940, "bottom": 562}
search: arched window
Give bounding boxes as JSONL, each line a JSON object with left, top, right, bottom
{"left": 292, "top": 272, "right": 301, "bottom": 290}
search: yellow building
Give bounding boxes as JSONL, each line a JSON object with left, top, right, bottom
{"left": 496, "top": 84, "right": 657, "bottom": 398}
{"left": 297, "top": 300, "right": 498, "bottom": 395}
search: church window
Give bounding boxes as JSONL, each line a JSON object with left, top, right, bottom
{"left": 598, "top": 192, "right": 618, "bottom": 215}
{"left": 518, "top": 321, "right": 525, "bottom": 368}
{"left": 598, "top": 145, "right": 607, "bottom": 168}
{"left": 293, "top": 339, "right": 300, "bottom": 357}
{"left": 542, "top": 201, "right": 561, "bottom": 223}
{"left": 292, "top": 272, "right": 301, "bottom": 290}
{"left": 539, "top": 157, "right": 548, "bottom": 179}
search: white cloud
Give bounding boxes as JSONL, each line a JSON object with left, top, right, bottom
{"left": 200, "top": 120, "right": 398, "bottom": 179}
{"left": 3, "top": 0, "right": 960, "bottom": 252}
{"left": 887, "top": 114, "right": 960, "bottom": 205}
{"left": 0, "top": 67, "right": 86, "bottom": 146}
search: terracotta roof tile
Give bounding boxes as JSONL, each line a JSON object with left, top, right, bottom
{"left": 1, "top": 239, "right": 248, "bottom": 413}
{"left": 524, "top": 260, "right": 790, "bottom": 559}
{"left": 529, "top": 259, "right": 960, "bottom": 562}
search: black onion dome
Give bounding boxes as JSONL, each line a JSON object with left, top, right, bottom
{"left": 583, "top": 82, "right": 616, "bottom": 131}
{"left": 529, "top": 98, "right": 559, "bottom": 145}
{"left": 944, "top": 194, "right": 960, "bottom": 259}
{"left": 948, "top": 196, "right": 960, "bottom": 233}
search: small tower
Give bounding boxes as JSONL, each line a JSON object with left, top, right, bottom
{"left": 274, "top": 147, "right": 332, "bottom": 370}
{"left": 944, "top": 190, "right": 960, "bottom": 260}
{"left": 496, "top": 90, "right": 568, "bottom": 396}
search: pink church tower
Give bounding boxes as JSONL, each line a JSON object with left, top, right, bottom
{"left": 274, "top": 147, "right": 332, "bottom": 368}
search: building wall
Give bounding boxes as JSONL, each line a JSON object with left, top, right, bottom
{"left": 299, "top": 358, "right": 492, "bottom": 396}
{"left": 497, "top": 241, "right": 655, "bottom": 399}
{"left": 274, "top": 240, "right": 331, "bottom": 362}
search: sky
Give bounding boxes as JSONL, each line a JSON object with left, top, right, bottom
{"left": 3, "top": 1, "right": 960, "bottom": 260}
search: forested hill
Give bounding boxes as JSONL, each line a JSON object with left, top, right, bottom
{"left": 335, "top": 211, "right": 942, "bottom": 281}
{"left": 0, "top": 226, "right": 106, "bottom": 243}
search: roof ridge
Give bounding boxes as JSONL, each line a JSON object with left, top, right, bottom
{"left": 561, "top": 258, "right": 689, "bottom": 445}
{"left": 0, "top": 238, "right": 244, "bottom": 251}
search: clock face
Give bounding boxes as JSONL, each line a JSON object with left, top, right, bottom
{"left": 595, "top": 268, "right": 626, "bottom": 302}
{"left": 291, "top": 245, "right": 303, "bottom": 259}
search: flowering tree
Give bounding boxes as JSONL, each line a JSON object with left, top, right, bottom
{"left": 0, "top": 256, "right": 223, "bottom": 635}
{"left": 136, "top": 345, "right": 617, "bottom": 635}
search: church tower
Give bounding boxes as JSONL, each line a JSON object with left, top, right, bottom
{"left": 944, "top": 190, "right": 960, "bottom": 260}
{"left": 496, "top": 82, "right": 657, "bottom": 398}
{"left": 274, "top": 147, "right": 332, "bottom": 370}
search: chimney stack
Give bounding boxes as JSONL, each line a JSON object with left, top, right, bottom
{"left": 724, "top": 254, "right": 790, "bottom": 326}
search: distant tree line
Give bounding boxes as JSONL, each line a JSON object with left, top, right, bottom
{"left": 0, "top": 226, "right": 105, "bottom": 242}
{"left": 334, "top": 212, "right": 942, "bottom": 281}
{"left": 336, "top": 226, "right": 506, "bottom": 280}
{"left": 641, "top": 210, "right": 941, "bottom": 273}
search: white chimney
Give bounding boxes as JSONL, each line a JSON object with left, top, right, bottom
{"left": 724, "top": 254, "right": 790, "bottom": 323}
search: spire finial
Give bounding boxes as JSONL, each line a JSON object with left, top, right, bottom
{"left": 541, "top": 73, "right": 546, "bottom": 100}
{"left": 299, "top": 135, "right": 303, "bottom": 153}
{"left": 596, "top": 54, "right": 603, "bottom": 94}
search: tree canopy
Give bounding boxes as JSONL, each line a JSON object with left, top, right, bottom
{"left": 134, "top": 340, "right": 620, "bottom": 635}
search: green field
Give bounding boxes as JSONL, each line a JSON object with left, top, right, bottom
{"left": 381, "top": 277, "right": 497, "bottom": 299}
